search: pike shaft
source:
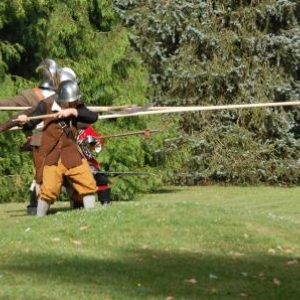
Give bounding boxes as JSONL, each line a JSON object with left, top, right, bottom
{"left": 101, "top": 130, "right": 160, "bottom": 138}
{"left": 6, "top": 101, "right": 300, "bottom": 122}
{"left": 0, "top": 104, "right": 135, "bottom": 112}
{"left": 97, "top": 101, "right": 300, "bottom": 120}
{"left": 95, "top": 171, "right": 151, "bottom": 176}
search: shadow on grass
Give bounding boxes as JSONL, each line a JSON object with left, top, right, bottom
{"left": 2, "top": 248, "right": 300, "bottom": 299}
{"left": 4, "top": 207, "right": 32, "bottom": 218}
{"left": 150, "top": 187, "right": 182, "bottom": 194}
{"left": 4, "top": 209, "right": 27, "bottom": 213}
{"left": 4, "top": 206, "right": 72, "bottom": 217}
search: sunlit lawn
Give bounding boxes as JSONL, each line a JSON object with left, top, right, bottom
{"left": 0, "top": 186, "right": 300, "bottom": 299}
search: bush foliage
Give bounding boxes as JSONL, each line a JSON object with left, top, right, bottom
{"left": 1, "top": 0, "right": 300, "bottom": 202}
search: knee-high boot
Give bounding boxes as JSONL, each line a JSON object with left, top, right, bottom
{"left": 97, "top": 188, "right": 111, "bottom": 206}
{"left": 27, "top": 181, "right": 40, "bottom": 215}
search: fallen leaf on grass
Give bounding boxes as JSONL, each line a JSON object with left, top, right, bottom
{"left": 24, "top": 227, "right": 31, "bottom": 233}
{"left": 229, "top": 251, "right": 245, "bottom": 258}
{"left": 71, "top": 240, "right": 82, "bottom": 245}
{"left": 268, "top": 248, "right": 276, "bottom": 254}
{"left": 258, "top": 272, "right": 265, "bottom": 279}
{"left": 79, "top": 226, "right": 89, "bottom": 231}
{"left": 184, "top": 278, "right": 197, "bottom": 284}
{"left": 277, "top": 245, "right": 294, "bottom": 254}
{"left": 286, "top": 259, "right": 298, "bottom": 266}
{"left": 165, "top": 296, "right": 174, "bottom": 300}
{"left": 209, "top": 274, "right": 218, "bottom": 279}
{"left": 273, "top": 278, "right": 281, "bottom": 286}
{"left": 229, "top": 251, "right": 244, "bottom": 257}
{"left": 240, "top": 292, "right": 248, "bottom": 297}
{"left": 52, "top": 237, "right": 60, "bottom": 242}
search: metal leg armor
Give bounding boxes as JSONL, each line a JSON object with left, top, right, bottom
{"left": 27, "top": 181, "right": 39, "bottom": 215}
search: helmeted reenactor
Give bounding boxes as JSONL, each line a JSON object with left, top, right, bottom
{"left": 17, "top": 80, "right": 98, "bottom": 217}
{"left": 0, "top": 61, "right": 81, "bottom": 214}
{"left": 0, "top": 59, "right": 58, "bottom": 214}
{"left": 25, "top": 66, "right": 81, "bottom": 214}
{"left": 0, "top": 58, "right": 58, "bottom": 133}
{"left": 25, "top": 66, "right": 79, "bottom": 182}
{"left": 71, "top": 124, "right": 112, "bottom": 208}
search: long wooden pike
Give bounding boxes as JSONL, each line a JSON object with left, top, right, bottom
{"left": 95, "top": 171, "right": 153, "bottom": 177}
{"left": 0, "top": 104, "right": 135, "bottom": 112}
{"left": 7, "top": 100, "right": 300, "bottom": 122}
{"left": 97, "top": 100, "right": 300, "bottom": 120}
{"left": 88, "top": 104, "right": 136, "bottom": 112}
{"left": 9, "top": 104, "right": 138, "bottom": 121}
{"left": 2, "top": 101, "right": 300, "bottom": 113}
{"left": 0, "top": 107, "right": 32, "bottom": 111}
{"left": 100, "top": 129, "right": 161, "bottom": 139}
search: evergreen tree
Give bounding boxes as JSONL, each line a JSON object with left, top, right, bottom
{"left": 115, "top": 0, "right": 300, "bottom": 186}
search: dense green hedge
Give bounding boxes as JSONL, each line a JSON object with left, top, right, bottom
{"left": 0, "top": 0, "right": 164, "bottom": 203}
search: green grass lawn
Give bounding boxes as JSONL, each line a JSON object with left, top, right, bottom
{"left": 0, "top": 186, "right": 300, "bottom": 300}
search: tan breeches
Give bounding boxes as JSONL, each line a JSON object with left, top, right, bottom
{"left": 40, "top": 159, "right": 97, "bottom": 203}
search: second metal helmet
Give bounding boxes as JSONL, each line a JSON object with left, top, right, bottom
{"left": 36, "top": 58, "right": 58, "bottom": 90}
{"left": 57, "top": 80, "right": 81, "bottom": 103}
{"left": 58, "top": 67, "right": 79, "bottom": 84}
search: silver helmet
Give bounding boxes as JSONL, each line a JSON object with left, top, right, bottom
{"left": 58, "top": 67, "right": 79, "bottom": 84}
{"left": 36, "top": 59, "right": 58, "bottom": 90}
{"left": 57, "top": 80, "right": 81, "bottom": 103}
